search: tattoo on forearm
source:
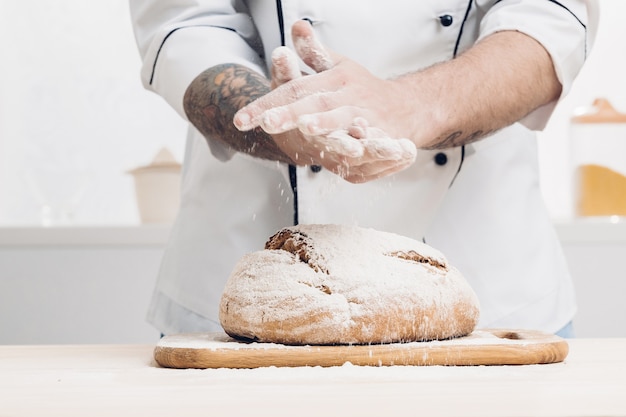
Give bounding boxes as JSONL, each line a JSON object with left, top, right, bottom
{"left": 183, "top": 64, "right": 292, "bottom": 162}
{"left": 434, "top": 131, "right": 463, "bottom": 149}
{"left": 425, "top": 129, "right": 492, "bottom": 150}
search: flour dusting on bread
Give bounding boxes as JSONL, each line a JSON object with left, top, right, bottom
{"left": 219, "top": 224, "right": 480, "bottom": 345}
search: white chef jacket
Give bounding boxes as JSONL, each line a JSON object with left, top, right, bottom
{"left": 129, "top": 0, "right": 599, "bottom": 335}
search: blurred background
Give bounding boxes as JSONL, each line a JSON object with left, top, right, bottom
{"left": 0, "top": 1, "right": 186, "bottom": 226}
{"left": 0, "top": 1, "right": 625, "bottom": 225}
{"left": 0, "top": 1, "right": 625, "bottom": 344}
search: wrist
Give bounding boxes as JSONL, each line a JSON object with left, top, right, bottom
{"left": 184, "top": 64, "right": 294, "bottom": 163}
{"left": 390, "top": 73, "right": 449, "bottom": 149}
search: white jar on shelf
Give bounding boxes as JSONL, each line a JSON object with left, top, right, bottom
{"left": 570, "top": 98, "right": 626, "bottom": 218}
{"left": 128, "top": 147, "right": 181, "bottom": 224}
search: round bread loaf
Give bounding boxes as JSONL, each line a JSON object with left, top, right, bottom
{"left": 219, "top": 224, "right": 480, "bottom": 345}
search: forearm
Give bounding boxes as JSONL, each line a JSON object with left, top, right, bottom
{"left": 183, "top": 64, "right": 293, "bottom": 163}
{"left": 397, "top": 30, "right": 562, "bottom": 149}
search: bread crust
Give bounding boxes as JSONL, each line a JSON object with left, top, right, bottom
{"left": 219, "top": 224, "right": 480, "bottom": 345}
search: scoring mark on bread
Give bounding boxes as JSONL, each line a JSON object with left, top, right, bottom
{"left": 387, "top": 250, "right": 448, "bottom": 272}
{"left": 301, "top": 282, "right": 333, "bottom": 295}
{"left": 265, "top": 229, "right": 329, "bottom": 274}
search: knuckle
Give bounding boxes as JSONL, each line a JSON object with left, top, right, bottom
{"left": 314, "top": 93, "right": 337, "bottom": 112}
{"left": 283, "top": 79, "right": 307, "bottom": 100}
{"left": 345, "top": 173, "right": 368, "bottom": 184}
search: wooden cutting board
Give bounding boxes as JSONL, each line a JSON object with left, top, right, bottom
{"left": 154, "top": 328, "right": 568, "bottom": 369}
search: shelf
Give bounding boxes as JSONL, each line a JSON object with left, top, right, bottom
{"left": 1, "top": 219, "right": 625, "bottom": 247}
{"left": 0, "top": 224, "right": 172, "bottom": 247}
{"left": 553, "top": 218, "right": 626, "bottom": 244}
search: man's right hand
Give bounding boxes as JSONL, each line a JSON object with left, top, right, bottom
{"left": 254, "top": 42, "right": 416, "bottom": 184}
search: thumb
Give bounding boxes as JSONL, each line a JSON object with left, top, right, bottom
{"left": 291, "top": 20, "right": 339, "bottom": 72}
{"left": 271, "top": 46, "right": 302, "bottom": 88}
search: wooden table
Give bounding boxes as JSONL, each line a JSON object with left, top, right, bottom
{"left": 1, "top": 338, "right": 625, "bottom": 416}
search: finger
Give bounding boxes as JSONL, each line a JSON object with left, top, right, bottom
{"left": 291, "top": 20, "right": 339, "bottom": 72}
{"left": 234, "top": 21, "right": 342, "bottom": 132}
{"left": 341, "top": 148, "right": 416, "bottom": 183}
{"left": 309, "top": 130, "right": 365, "bottom": 159}
{"left": 259, "top": 92, "right": 344, "bottom": 134}
{"left": 346, "top": 158, "right": 416, "bottom": 184}
{"left": 310, "top": 134, "right": 416, "bottom": 183}
{"left": 271, "top": 46, "right": 301, "bottom": 87}
{"left": 301, "top": 116, "right": 387, "bottom": 141}
{"left": 360, "top": 137, "right": 417, "bottom": 161}
{"left": 338, "top": 138, "right": 416, "bottom": 183}
{"left": 296, "top": 106, "right": 364, "bottom": 137}
{"left": 299, "top": 113, "right": 395, "bottom": 141}
{"left": 347, "top": 117, "right": 369, "bottom": 139}
{"left": 259, "top": 106, "right": 299, "bottom": 134}
{"left": 234, "top": 75, "right": 320, "bottom": 132}
{"left": 332, "top": 157, "right": 409, "bottom": 184}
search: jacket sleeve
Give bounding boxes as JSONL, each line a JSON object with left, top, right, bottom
{"left": 478, "top": 0, "right": 600, "bottom": 130}
{"left": 128, "top": 0, "right": 267, "bottom": 120}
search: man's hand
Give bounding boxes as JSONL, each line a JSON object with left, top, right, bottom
{"left": 235, "top": 20, "right": 562, "bottom": 152}
{"left": 235, "top": 20, "right": 414, "bottom": 139}
{"left": 239, "top": 22, "right": 417, "bottom": 183}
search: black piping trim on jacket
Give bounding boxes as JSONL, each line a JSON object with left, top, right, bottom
{"left": 448, "top": 0, "right": 473, "bottom": 188}
{"left": 446, "top": 0, "right": 588, "bottom": 190}
{"left": 276, "top": 0, "right": 286, "bottom": 47}
{"left": 494, "top": 0, "right": 586, "bottom": 29}
{"left": 493, "top": 0, "right": 588, "bottom": 57}
{"left": 288, "top": 165, "right": 298, "bottom": 226}
{"left": 545, "top": 0, "right": 586, "bottom": 29}
{"left": 453, "top": 0, "right": 474, "bottom": 57}
{"left": 275, "top": 0, "right": 299, "bottom": 226}
{"left": 148, "top": 25, "right": 237, "bottom": 85}
{"left": 547, "top": 0, "right": 589, "bottom": 58}
{"left": 449, "top": 144, "right": 466, "bottom": 188}
{"left": 149, "top": 28, "right": 181, "bottom": 85}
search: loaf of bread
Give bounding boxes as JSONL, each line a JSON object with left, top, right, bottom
{"left": 219, "top": 224, "right": 480, "bottom": 345}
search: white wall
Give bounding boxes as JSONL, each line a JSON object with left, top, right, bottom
{"left": 0, "top": 246, "right": 162, "bottom": 344}
{"left": 0, "top": 1, "right": 625, "bottom": 344}
{"left": 0, "top": 1, "right": 186, "bottom": 226}
{"left": 0, "top": 1, "right": 624, "bottom": 225}
{"left": 564, "top": 243, "right": 626, "bottom": 338}
{"left": 0, "top": 226, "right": 624, "bottom": 344}
{"left": 537, "top": 0, "right": 626, "bottom": 220}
